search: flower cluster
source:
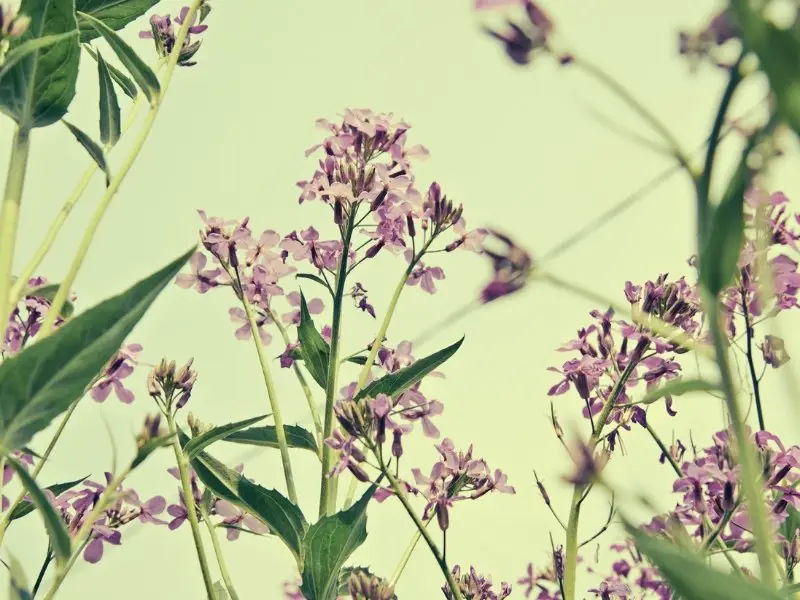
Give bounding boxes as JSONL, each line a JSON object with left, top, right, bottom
{"left": 678, "top": 8, "right": 739, "bottom": 70}
{"left": 147, "top": 356, "right": 198, "bottom": 411}
{"left": 443, "top": 564, "right": 512, "bottom": 600}
{"left": 139, "top": 5, "right": 209, "bottom": 67}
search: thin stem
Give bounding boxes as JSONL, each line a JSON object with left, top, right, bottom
{"left": 38, "top": 1, "right": 204, "bottom": 337}
{"left": 31, "top": 547, "right": 53, "bottom": 599}
{"left": 199, "top": 503, "right": 240, "bottom": 600}
{"left": 319, "top": 213, "right": 355, "bottom": 517}
{"left": 705, "top": 294, "right": 777, "bottom": 589}
{"left": 389, "top": 519, "right": 433, "bottom": 588}
{"left": 0, "top": 126, "right": 31, "bottom": 332}
{"left": 167, "top": 413, "right": 216, "bottom": 599}
{"left": 741, "top": 288, "right": 765, "bottom": 430}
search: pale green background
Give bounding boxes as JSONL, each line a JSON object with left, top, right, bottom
{"left": 2, "top": 0, "right": 800, "bottom": 598}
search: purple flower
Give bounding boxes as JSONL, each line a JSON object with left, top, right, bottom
{"left": 281, "top": 291, "right": 323, "bottom": 325}
{"left": 406, "top": 260, "right": 445, "bottom": 294}
{"left": 90, "top": 343, "right": 142, "bottom": 404}
{"left": 214, "top": 499, "right": 269, "bottom": 540}
{"left": 761, "top": 334, "right": 790, "bottom": 368}
{"left": 83, "top": 521, "right": 121, "bottom": 563}
{"left": 229, "top": 307, "right": 272, "bottom": 345}
{"left": 481, "top": 1, "right": 554, "bottom": 66}
{"left": 479, "top": 230, "right": 533, "bottom": 303}
{"left": 139, "top": 6, "right": 208, "bottom": 66}
{"left": 443, "top": 565, "right": 512, "bottom": 600}
{"left": 175, "top": 251, "right": 224, "bottom": 293}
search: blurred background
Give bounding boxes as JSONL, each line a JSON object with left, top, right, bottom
{"left": 2, "top": 0, "right": 800, "bottom": 597}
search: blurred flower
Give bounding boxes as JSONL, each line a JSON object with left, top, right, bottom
{"left": 479, "top": 230, "right": 533, "bottom": 303}
{"left": 761, "top": 334, "right": 790, "bottom": 368}
{"left": 0, "top": 5, "right": 30, "bottom": 39}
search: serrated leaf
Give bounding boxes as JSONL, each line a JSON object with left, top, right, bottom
{"left": 183, "top": 415, "right": 269, "bottom": 461}
{"left": 301, "top": 485, "right": 376, "bottom": 600}
{"left": 130, "top": 433, "right": 175, "bottom": 469}
{"left": 76, "top": 0, "right": 159, "bottom": 42}
{"left": 7, "top": 553, "right": 31, "bottom": 600}
{"left": 83, "top": 43, "right": 137, "bottom": 99}
{"left": 222, "top": 425, "right": 318, "bottom": 454}
{"left": 298, "top": 291, "right": 330, "bottom": 389}
{"left": 5, "top": 456, "right": 71, "bottom": 570}
{"left": 63, "top": 120, "right": 111, "bottom": 186}
{"left": 639, "top": 379, "right": 720, "bottom": 405}
{"left": 627, "top": 522, "right": 784, "bottom": 600}
{"left": 0, "top": 0, "right": 80, "bottom": 128}
{"left": 179, "top": 430, "right": 308, "bottom": 565}
{"left": 0, "top": 247, "right": 194, "bottom": 451}
{"left": 77, "top": 11, "right": 160, "bottom": 104}
{"left": 9, "top": 475, "right": 87, "bottom": 521}
{"left": 355, "top": 337, "right": 464, "bottom": 401}
{"left": 20, "top": 282, "right": 75, "bottom": 318}
{"left": 96, "top": 49, "right": 121, "bottom": 146}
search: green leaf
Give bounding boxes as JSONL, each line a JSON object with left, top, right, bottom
{"left": 63, "top": 120, "right": 111, "bottom": 186}
{"left": 130, "top": 433, "right": 175, "bottom": 469}
{"left": 0, "top": 31, "right": 77, "bottom": 82}
{"left": 83, "top": 43, "right": 137, "bottom": 99}
{"left": 0, "top": 0, "right": 80, "bottom": 128}
{"left": 627, "top": 523, "right": 784, "bottom": 600}
{"left": 183, "top": 415, "right": 269, "bottom": 461}
{"left": 782, "top": 583, "right": 800, "bottom": 596}
{"left": 301, "top": 485, "right": 376, "bottom": 600}
{"left": 0, "top": 247, "right": 194, "bottom": 451}
{"left": 179, "top": 430, "right": 308, "bottom": 565}
{"left": 96, "top": 49, "right": 121, "bottom": 146}
{"left": 20, "top": 282, "right": 75, "bottom": 318}
{"left": 76, "top": 0, "right": 159, "bottom": 42}
{"left": 355, "top": 337, "right": 464, "bottom": 401}
{"left": 297, "top": 291, "right": 330, "bottom": 389}
{"left": 297, "top": 273, "right": 331, "bottom": 290}
{"left": 6, "top": 553, "right": 31, "bottom": 600}
{"left": 77, "top": 11, "right": 160, "bottom": 104}
{"left": 5, "top": 456, "right": 71, "bottom": 570}
{"left": 9, "top": 475, "right": 87, "bottom": 521}
{"left": 222, "top": 425, "right": 318, "bottom": 454}
{"left": 639, "top": 379, "right": 720, "bottom": 405}
{"left": 212, "top": 581, "right": 229, "bottom": 600}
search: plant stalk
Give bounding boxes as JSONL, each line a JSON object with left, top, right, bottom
{"left": 199, "top": 503, "right": 240, "bottom": 600}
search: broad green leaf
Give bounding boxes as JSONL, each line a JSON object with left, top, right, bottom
{"left": 301, "top": 485, "right": 376, "bottom": 600}
{"left": 179, "top": 430, "right": 308, "bottom": 565}
{"left": 5, "top": 456, "right": 71, "bottom": 570}
{"left": 77, "top": 11, "right": 160, "bottom": 104}
{"left": 96, "top": 50, "right": 121, "bottom": 146}
{"left": 76, "top": 0, "right": 159, "bottom": 42}
{"left": 9, "top": 475, "right": 87, "bottom": 521}
{"left": 0, "top": 31, "right": 77, "bottom": 82}
{"left": 627, "top": 523, "right": 784, "bottom": 600}
{"left": 223, "top": 425, "right": 318, "bottom": 454}
{"left": 83, "top": 43, "right": 137, "bottom": 99}
{"left": 639, "top": 379, "right": 720, "bottom": 405}
{"left": 130, "top": 433, "right": 175, "bottom": 469}
{"left": 355, "top": 337, "right": 464, "bottom": 401}
{"left": 731, "top": 2, "right": 800, "bottom": 140}
{"left": 0, "top": 247, "right": 194, "bottom": 451}
{"left": 63, "top": 120, "right": 111, "bottom": 186}
{"left": 183, "top": 415, "right": 269, "bottom": 461}
{"left": 7, "top": 553, "right": 31, "bottom": 600}
{"left": 20, "top": 283, "right": 75, "bottom": 318}
{"left": 212, "top": 581, "right": 229, "bottom": 600}
{"left": 0, "top": 0, "right": 80, "bottom": 128}
{"left": 298, "top": 291, "right": 330, "bottom": 389}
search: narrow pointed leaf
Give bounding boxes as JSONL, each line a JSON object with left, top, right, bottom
{"left": 6, "top": 456, "right": 71, "bottom": 570}
{"left": 96, "top": 50, "right": 121, "bottom": 146}
{"left": 627, "top": 523, "right": 784, "bottom": 600}
{"left": 130, "top": 433, "right": 175, "bottom": 469}
{"left": 83, "top": 43, "right": 137, "bottom": 99}
{"left": 355, "top": 337, "right": 464, "bottom": 401}
{"left": 223, "top": 425, "right": 318, "bottom": 454}
{"left": 76, "top": 0, "right": 159, "bottom": 42}
{"left": 179, "top": 430, "right": 308, "bottom": 565}
{"left": 9, "top": 475, "right": 88, "bottom": 521}
{"left": 77, "top": 11, "right": 160, "bottom": 103}
{"left": 301, "top": 485, "right": 376, "bottom": 600}
{"left": 184, "top": 415, "right": 269, "bottom": 461}
{"left": 63, "top": 120, "right": 111, "bottom": 186}
{"left": 0, "top": 0, "right": 80, "bottom": 128}
{"left": 297, "top": 291, "right": 330, "bottom": 389}
{"left": 0, "top": 247, "right": 194, "bottom": 451}
{"left": 20, "top": 283, "right": 75, "bottom": 318}
{"left": 639, "top": 379, "right": 720, "bottom": 405}
{"left": 7, "top": 553, "right": 31, "bottom": 600}
{"left": 297, "top": 273, "right": 331, "bottom": 290}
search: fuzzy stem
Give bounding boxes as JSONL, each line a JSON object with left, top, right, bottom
{"left": 0, "top": 126, "right": 31, "bottom": 333}
{"left": 199, "top": 503, "right": 240, "bottom": 600}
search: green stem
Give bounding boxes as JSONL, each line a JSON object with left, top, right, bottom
{"left": 0, "top": 125, "right": 31, "bottom": 331}
{"left": 199, "top": 503, "right": 240, "bottom": 600}
{"left": 319, "top": 214, "right": 355, "bottom": 517}
{"left": 389, "top": 522, "right": 430, "bottom": 588}
{"left": 31, "top": 546, "right": 53, "bottom": 599}
{"left": 167, "top": 413, "right": 216, "bottom": 599}
{"left": 7, "top": 94, "right": 145, "bottom": 307}
{"left": 704, "top": 294, "right": 777, "bottom": 588}
{"left": 563, "top": 357, "right": 638, "bottom": 600}
{"left": 37, "top": 1, "right": 204, "bottom": 338}
{"left": 741, "top": 287, "right": 765, "bottom": 431}
{"left": 239, "top": 290, "right": 298, "bottom": 504}
{"left": 382, "top": 467, "right": 463, "bottom": 600}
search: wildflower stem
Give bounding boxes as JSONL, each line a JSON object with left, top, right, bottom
{"left": 320, "top": 213, "right": 356, "bottom": 517}
{"left": 389, "top": 518, "right": 434, "bottom": 588}
{"left": 199, "top": 503, "right": 240, "bottom": 600}
{"left": 381, "top": 466, "right": 463, "bottom": 600}
{"left": 37, "top": 0, "right": 206, "bottom": 338}
{"left": 741, "top": 288, "right": 765, "bottom": 430}
{"left": 0, "top": 125, "right": 31, "bottom": 337}
{"left": 704, "top": 293, "right": 777, "bottom": 589}
{"left": 166, "top": 413, "right": 217, "bottom": 599}
{"left": 31, "top": 546, "right": 53, "bottom": 598}
{"left": 8, "top": 92, "right": 145, "bottom": 307}
{"left": 563, "top": 358, "right": 638, "bottom": 600}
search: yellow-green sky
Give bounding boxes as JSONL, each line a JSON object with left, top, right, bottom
{"left": 3, "top": 0, "right": 800, "bottom": 598}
